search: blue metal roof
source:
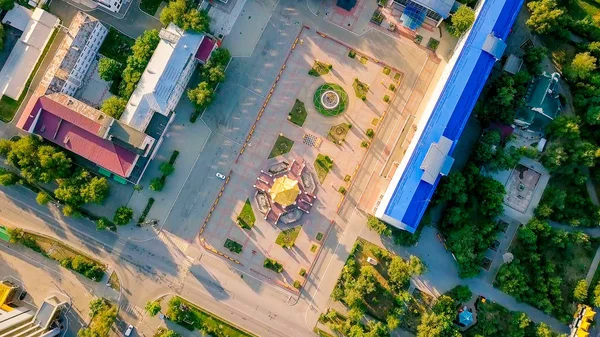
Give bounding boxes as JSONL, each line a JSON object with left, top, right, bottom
{"left": 376, "top": 0, "right": 524, "bottom": 233}
{"left": 412, "top": 0, "right": 455, "bottom": 19}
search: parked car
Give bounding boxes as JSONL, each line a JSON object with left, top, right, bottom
{"left": 216, "top": 172, "right": 226, "bottom": 180}
{"left": 125, "top": 325, "right": 134, "bottom": 336}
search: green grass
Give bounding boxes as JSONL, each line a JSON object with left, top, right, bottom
{"left": 288, "top": 99, "right": 308, "bottom": 126}
{"left": 360, "top": 56, "right": 368, "bottom": 64}
{"left": 382, "top": 67, "right": 391, "bottom": 75}
{"left": 178, "top": 297, "right": 256, "bottom": 337}
{"left": 0, "top": 96, "right": 19, "bottom": 123}
{"left": 427, "top": 38, "right": 440, "bottom": 52}
{"left": 316, "top": 232, "right": 324, "bottom": 241}
{"left": 310, "top": 244, "right": 318, "bottom": 253}
{"left": 275, "top": 226, "right": 301, "bottom": 248}
{"left": 326, "top": 123, "right": 351, "bottom": 144}
{"left": 313, "top": 83, "right": 349, "bottom": 116}
{"left": 348, "top": 50, "right": 356, "bottom": 59}
{"left": 268, "top": 135, "right": 294, "bottom": 159}
{"left": 98, "top": 27, "right": 134, "bottom": 64}
{"left": 352, "top": 78, "right": 369, "bottom": 100}
{"left": 313, "top": 154, "right": 333, "bottom": 184}
{"left": 308, "top": 60, "right": 331, "bottom": 77}
{"left": 237, "top": 199, "right": 256, "bottom": 229}
{"left": 224, "top": 239, "right": 243, "bottom": 254}
{"left": 264, "top": 258, "right": 283, "bottom": 273}
{"left": 139, "top": 0, "right": 164, "bottom": 15}
{"left": 108, "top": 271, "right": 120, "bottom": 291}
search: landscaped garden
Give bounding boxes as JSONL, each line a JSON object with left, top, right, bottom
{"left": 288, "top": 99, "right": 308, "bottom": 126}
{"left": 98, "top": 27, "right": 134, "bottom": 64}
{"left": 140, "top": 0, "right": 164, "bottom": 15}
{"left": 326, "top": 123, "right": 352, "bottom": 145}
{"left": 352, "top": 78, "right": 369, "bottom": 100}
{"left": 308, "top": 60, "right": 332, "bottom": 77}
{"left": 237, "top": 199, "right": 256, "bottom": 229}
{"left": 268, "top": 135, "right": 294, "bottom": 159}
{"left": 167, "top": 296, "right": 256, "bottom": 337}
{"left": 313, "top": 154, "right": 333, "bottom": 184}
{"left": 313, "top": 83, "right": 349, "bottom": 116}
{"left": 275, "top": 226, "right": 301, "bottom": 248}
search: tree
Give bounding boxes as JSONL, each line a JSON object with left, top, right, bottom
{"left": 145, "top": 300, "right": 162, "bottom": 316}
{"left": 36, "top": 192, "right": 52, "bottom": 205}
{"left": 154, "top": 328, "right": 180, "bottom": 337}
{"left": 187, "top": 82, "right": 213, "bottom": 109}
{"left": 495, "top": 262, "right": 528, "bottom": 300}
{"left": 7, "top": 136, "right": 73, "bottom": 183}
{"left": 98, "top": 58, "right": 121, "bottom": 81}
{"left": 536, "top": 323, "right": 554, "bottom": 337}
{"left": 181, "top": 8, "right": 210, "bottom": 32}
{"left": 586, "top": 106, "right": 600, "bottom": 125}
{"left": 208, "top": 48, "right": 231, "bottom": 67}
{"left": 417, "top": 312, "right": 460, "bottom": 337}
{"left": 113, "top": 206, "right": 133, "bottom": 225}
{"left": 101, "top": 96, "right": 127, "bottom": 119}
{"left": 160, "top": 0, "right": 188, "bottom": 26}
{"left": 570, "top": 52, "right": 597, "bottom": 80}
{"left": 547, "top": 116, "right": 581, "bottom": 142}
{"left": 150, "top": 177, "right": 164, "bottom": 191}
{"left": 526, "top": 0, "right": 567, "bottom": 35}
{"left": 62, "top": 204, "right": 81, "bottom": 218}
{"left": 207, "top": 64, "right": 226, "bottom": 84}
{"left": 593, "top": 281, "right": 600, "bottom": 307}
{"left": 81, "top": 177, "right": 110, "bottom": 204}
{"left": 159, "top": 162, "right": 175, "bottom": 176}
{"left": 478, "top": 177, "right": 506, "bottom": 218}
{"left": 447, "top": 5, "right": 475, "bottom": 37}
{"left": 473, "top": 130, "right": 501, "bottom": 164}
{"left": 96, "top": 217, "right": 111, "bottom": 231}
{"left": 0, "top": 169, "right": 17, "bottom": 186}
{"left": 524, "top": 47, "right": 547, "bottom": 74}
{"left": 0, "top": 0, "right": 14, "bottom": 11}
{"left": 160, "top": 0, "right": 210, "bottom": 32}
{"left": 574, "top": 279, "right": 588, "bottom": 302}
{"left": 437, "top": 172, "right": 468, "bottom": 204}
{"left": 450, "top": 285, "right": 472, "bottom": 303}
{"left": 366, "top": 215, "right": 392, "bottom": 237}
{"left": 120, "top": 30, "right": 160, "bottom": 98}
{"left": 78, "top": 298, "right": 117, "bottom": 337}
{"left": 388, "top": 256, "right": 412, "bottom": 290}
{"left": 0, "top": 24, "right": 4, "bottom": 52}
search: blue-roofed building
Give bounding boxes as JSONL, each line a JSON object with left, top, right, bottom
{"left": 374, "top": 0, "right": 524, "bottom": 233}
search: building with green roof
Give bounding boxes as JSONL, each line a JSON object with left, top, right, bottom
{"left": 514, "top": 72, "right": 561, "bottom": 133}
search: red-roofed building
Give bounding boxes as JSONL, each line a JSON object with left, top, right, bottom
{"left": 195, "top": 36, "right": 217, "bottom": 64}
{"left": 17, "top": 94, "right": 155, "bottom": 179}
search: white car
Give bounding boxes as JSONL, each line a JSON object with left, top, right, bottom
{"left": 125, "top": 325, "right": 134, "bottom": 336}
{"left": 216, "top": 172, "right": 226, "bottom": 180}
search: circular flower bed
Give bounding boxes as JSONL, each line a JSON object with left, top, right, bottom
{"left": 313, "top": 83, "right": 349, "bottom": 117}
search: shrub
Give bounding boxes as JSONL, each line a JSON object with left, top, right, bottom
{"left": 299, "top": 268, "right": 307, "bottom": 276}
{"left": 224, "top": 238, "right": 243, "bottom": 254}
{"left": 145, "top": 300, "right": 162, "bottom": 316}
{"left": 113, "top": 206, "right": 133, "bottom": 225}
{"left": 383, "top": 67, "right": 391, "bottom": 75}
{"left": 338, "top": 186, "right": 347, "bottom": 195}
{"left": 8, "top": 228, "right": 42, "bottom": 252}
{"left": 96, "top": 217, "right": 114, "bottom": 231}
{"left": 138, "top": 198, "right": 155, "bottom": 223}
{"left": 67, "top": 255, "right": 105, "bottom": 281}
{"left": 160, "top": 162, "right": 175, "bottom": 176}
{"left": 447, "top": 5, "right": 475, "bottom": 37}
{"left": 293, "top": 280, "right": 301, "bottom": 289}
{"left": 361, "top": 140, "right": 370, "bottom": 148}
{"left": 348, "top": 50, "right": 356, "bottom": 58}
{"left": 316, "top": 232, "right": 324, "bottom": 241}
{"left": 310, "top": 244, "right": 318, "bottom": 253}
{"left": 36, "top": 192, "right": 52, "bottom": 205}
{"left": 150, "top": 177, "right": 164, "bottom": 191}
{"left": 383, "top": 95, "right": 390, "bottom": 103}
{"left": 264, "top": 258, "right": 283, "bottom": 273}
{"left": 389, "top": 84, "right": 396, "bottom": 91}
{"left": 366, "top": 129, "right": 375, "bottom": 139}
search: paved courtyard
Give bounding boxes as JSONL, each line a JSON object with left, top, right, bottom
{"left": 200, "top": 28, "right": 428, "bottom": 291}
{"left": 504, "top": 164, "right": 542, "bottom": 213}
{"left": 75, "top": 56, "right": 114, "bottom": 109}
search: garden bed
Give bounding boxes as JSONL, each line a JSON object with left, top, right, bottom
{"left": 326, "top": 123, "right": 351, "bottom": 144}
{"left": 352, "top": 78, "right": 369, "bottom": 100}
{"left": 268, "top": 135, "right": 294, "bottom": 159}
{"left": 313, "top": 154, "right": 333, "bottom": 184}
{"left": 224, "top": 239, "right": 243, "bottom": 254}
{"left": 237, "top": 199, "right": 256, "bottom": 229}
{"left": 275, "top": 226, "right": 301, "bottom": 248}
{"left": 313, "top": 83, "right": 349, "bottom": 116}
{"left": 308, "top": 60, "right": 332, "bottom": 77}
{"left": 288, "top": 99, "right": 308, "bottom": 126}
{"left": 264, "top": 258, "right": 283, "bottom": 273}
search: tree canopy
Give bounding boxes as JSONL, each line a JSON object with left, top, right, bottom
{"left": 120, "top": 30, "right": 160, "bottom": 98}
{"left": 113, "top": 206, "right": 133, "bottom": 225}
{"left": 98, "top": 58, "right": 121, "bottom": 82}
{"left": 526, "top": 0, "right": 567, "bottom": 36}
{"left": 160, "top": 0, "right": 210, "bottom": 32}
{"left": 447, "top": 5, "right": 475, "bottom": 37}
{"left": 100, "top": 96, "right": 128, "bottom": 119}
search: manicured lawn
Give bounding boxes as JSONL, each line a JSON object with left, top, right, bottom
{"left": 224, "top": 238, "right": 243, "bottom": 254}
{"left": 140, "top": 0, "right": 164, "bottom": 16}
{"left": 177, "top": 297, "right": 256, "bottom": 337}
{"left": 0, "top": 96, "right": 19, "bottom": 123}
{"left": 352, "top": 78, "right": 369, "bottom": 99}
{"left": 237, "top": 199, "right": 256, "bottom": 229}
{"left": 313, "top": 154, "right": 333, "bottom": 184}
{"left": 288, "top": 99, "right": 308, "bottom": 126}
{"left": 567, "top": 0, "right": 600, "bottom": 21}
{"left": 308, "top": 60, "right": 331, "bottom": 77}
{"left": 98, "top": 27, "right": 133, "bottom": 64}
{"left": 275, "top": 226, "right": 301, "bottom": 248}
{"left": 327, "top": 123, "right": 351, "bottom": 145}
{"left": 268, "top": 135, "right": 294, "bottom": 159}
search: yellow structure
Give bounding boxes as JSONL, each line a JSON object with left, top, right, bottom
{"left": 571, "top": 304, "right": 596, "bottom": 337}
{"left": 0, "top": 281, "right": 16, "bottom": 312}
{"left": 270, "top": 176, "right": 300, "bottom": 207}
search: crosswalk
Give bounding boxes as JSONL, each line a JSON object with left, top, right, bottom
{"left": 156, "top": 231, "right": 195, "bottom": 275}
{"left": 110, "top": 237, "right": 128, "bottom": 259}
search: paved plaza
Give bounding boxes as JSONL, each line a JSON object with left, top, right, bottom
{"left": 199, "top": 28, "right": 433, "bottom": 291}
{"left": 504, "top": 164, "right": 542, "bottom": 213}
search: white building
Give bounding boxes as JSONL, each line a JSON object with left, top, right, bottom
{"left": 0, "top": 6, "right": 59, "bottom": 100}
{"left": 120, "top": 23, "right": 217, "bottom": 131}
{"left": 95, "top": 0, "right": 124, "bottom": 13}
{"left": 45, "top": 12, "right": 108, "bottom": 96}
